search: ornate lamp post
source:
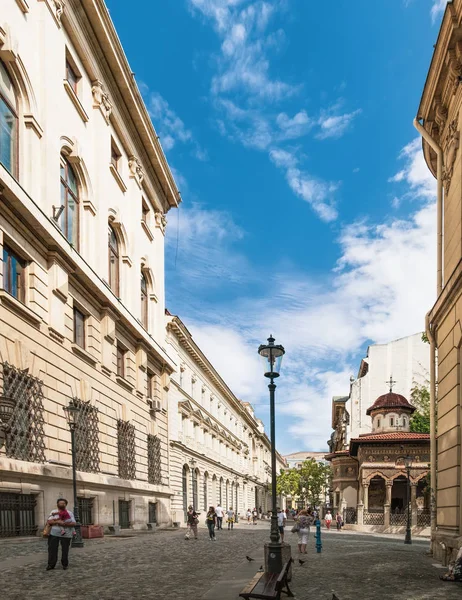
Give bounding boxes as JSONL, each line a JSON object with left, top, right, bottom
{"left": 63, "top": 400, "right": 84, "bottom": 548}
{"left": 404, "top": 454, "right": 412, "bottom": 545}
{"left": 258, "top": 335, "right": 285, "bottom": 573}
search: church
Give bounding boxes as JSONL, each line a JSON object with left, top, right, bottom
{"left": 327, "top": 386, "right": 430, "bottom": 534}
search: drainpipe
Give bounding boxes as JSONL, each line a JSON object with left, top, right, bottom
{"left": 413, "top": 118, "right": 442, "bottom": 553}
{"left": 425, "top": 312, "right": 437, "bottom": 547}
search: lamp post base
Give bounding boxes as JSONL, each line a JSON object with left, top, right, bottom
{"left": 264, "top": 542, "right": 292, "bottom": 576}
{"left": 71, "top": 524, "right": 84, "bottom": 548}
{"left": 404, "top": 529, "right": 412, "bottom": 545}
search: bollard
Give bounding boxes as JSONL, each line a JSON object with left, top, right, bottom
{"left": 315, "top": 518, "right": 322, "bottom": 553}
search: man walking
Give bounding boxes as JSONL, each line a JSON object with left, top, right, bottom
{"left": 215, "top": 503, "right": 224, "bottom": 530}
{"left": 325, "top": 510, "right": 332, "bottom": 530}
{"left": 46, "top": 498, "right": 76, "bottom": 571}
{"left": 277, "top": 507, "right": 286, "bottom": 542}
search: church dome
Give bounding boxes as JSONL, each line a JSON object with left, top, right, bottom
{"left": 366, "top": 392, "right": 415, "bottom": 416}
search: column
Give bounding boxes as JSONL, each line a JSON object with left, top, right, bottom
{"left": 357, "top": 483, "right": 364, "bottom": 525}
{"left": 384, "top": 482, "right": 392, "bottom": 528}
{"left": 411, "top": 483, "right": 417, "bottom": 528}
{"left": 363, "top": 483, "right": 369, "bottom": 512}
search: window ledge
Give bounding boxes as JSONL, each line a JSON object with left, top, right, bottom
{"left": 63, "top": 80, "right": 89, "bottom": 123}
{"left": 109, "top": 163, "right": 127, "bottom": 193}
{"left": 0, "top": 290, "right": 42, "bottom": 327}
{"left": 116, "top": 376, "right": 134, "bottom": 392}
{"left": 141, "top": 220, "right": 154, "bottom": 242}
{"left": 71, "top": 343, "right": 98, "bottom": 366}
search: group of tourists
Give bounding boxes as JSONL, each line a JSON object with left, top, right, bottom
{"left": 186, "top": 504, "right": 237, "bottom": 540}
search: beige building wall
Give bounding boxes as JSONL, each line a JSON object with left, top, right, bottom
{"left": 165, "top": 316, "right": 286, "bottom": 523}
{"left": 417, "top": 0, "right": 462, "bottom": 562}
{"left": 0, "top": 0, "right": 180, "bottom": 533}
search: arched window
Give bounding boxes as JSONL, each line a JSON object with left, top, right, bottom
{"left": 141, "top": 271, "right": 148, "bottom": 328}
{"left": 0, "top": 62, "right": 18, "bottom": 177}
{"left": 182, "top": 465, "right": 188, "bottom": 521}
{"left": 108, "top": 224, "right": 119, "bottom": 294}
{"left": 60, "top": 158, "right": 79, "bottom": 246}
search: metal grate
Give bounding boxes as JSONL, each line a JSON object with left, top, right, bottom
{"left": 417, "top": 509, "right": 430, "bottom": 527}
{"left": 2, "top": 363, "right": 46, "bottom": 463}
{"left": 78, "top": 498, "right": 94, "bottom": 526}
{"left": 73, "top": 398, "right": 100, "bottom": 473}
{"left": 0, "top": 492, "right": 37, "bottom": 537}
{"left": 364, "top": 511, "right": 384, "bottom": 525}
{"left": 147, "top": 434, "right": 162, "bottom": 485}
{"left": 390, "top": 512, "right": 407, "bottom": 526}
{"left": 343, "top": 507, "right": 357, "bottom": 524}
{"left": 117, "top": 420, "right": 136, "bottom": 480}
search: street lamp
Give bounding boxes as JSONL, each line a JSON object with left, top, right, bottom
{"left": 404, "top": 454, "right": 412, "bottom": 545}
{"left": 63, "top": 399, "right": 84, "bottom": 548}
{"left": 258, "top": 335, "right": 285, "bottom": 572}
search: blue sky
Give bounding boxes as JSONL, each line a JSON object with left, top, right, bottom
{"left": 106, "top": 0, "right": 445, "bottom": 453}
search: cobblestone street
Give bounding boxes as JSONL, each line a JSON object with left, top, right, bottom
{"left": 0, "top": 526, "right": 461, "bottom": 600}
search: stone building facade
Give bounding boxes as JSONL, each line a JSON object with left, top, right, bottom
{"left": 327, "top": 391, "right": 430, "bottom": 534}
{"left": 165, "top": 315, "right": 286, "bottom": 524}
{"left": 0, "top": 0, "right": 180, "bottom": 534}
{"left": 416, "top": 0, "right": 462, "bottom": 562}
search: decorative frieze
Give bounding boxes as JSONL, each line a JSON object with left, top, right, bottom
{"left": 91, "top": 80, "right": 113, "bottom": 123}
{"left": 128, "top": 156, "right": 144, "bottom": 188}
{"left": 155, "top": 211, "right": 167, "bottom": 234}
{"left": 443, "top": 118, "right": 460, "bottom": 192}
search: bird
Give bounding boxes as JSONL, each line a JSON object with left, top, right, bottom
{"left": 258, "top": 566, "right": 263, "bottom": 571}
{"left": 298, "top": 559, "right": 306, "bottom": 566}
{"left": 332, "top": 594, "right": 340, "bottom": 600}
{"left": 246, "top": 556, "right": 255, "bottom": 562}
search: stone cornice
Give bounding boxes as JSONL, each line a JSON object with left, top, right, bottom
{"left": 63, "top": 0, "right": 181, "bottom": 211}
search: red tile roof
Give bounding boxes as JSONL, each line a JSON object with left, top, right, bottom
{"left": 366, "top": 392, "right": 415, "bottom": 415}
{"left": 351, "top": 432, "right": 430, "bottom": 442}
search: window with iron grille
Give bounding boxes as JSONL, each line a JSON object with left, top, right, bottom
{"left": 2, "top": 362, "right": 46, "bottom": 463}
{"left": 0, "top": 492, "right": 37, "bottom": 537}
{"left": 78, "top": 497, "right": 94, "bottom": 525}
{"left": 147, "top": 434, "right": 162, "bottom": 485}
{"left": 73, "top": 398, "right": 99, "bottom": 473}
{"left": 117, "top": 420, "right": 136, "bottom": 480}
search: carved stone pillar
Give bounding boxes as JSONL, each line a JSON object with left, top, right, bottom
{"left": 363, "top": 483, "right": 369, "bottom": 512}
{"left": 384, "top": 482, "right": 393, "bottom": 529}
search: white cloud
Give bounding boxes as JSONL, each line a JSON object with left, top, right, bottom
{"left": 317, "top": 108, "right": 362, "bottom": 140}
{"left": 388, "top": 137, "right": 436, "bottom": 203}
{"left": 168, "top": 137, "right": 436, "bottom": 452}
{"left": 430, "top": 0, "right": 447, "bottom": 23}
{"left": 276, "top": 110, "right": 312, "bottom": 140}
{"left": 269, "top": 149, "right": 339, "bottom": 222}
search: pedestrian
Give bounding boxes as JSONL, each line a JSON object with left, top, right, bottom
{"left": 227, "top": 506, "right": 235, "bottom": 530}
{"left": 258, "top": 506, "right": 262, "bottom": 520}
{"left": 295, "top": 509, "right": 314, "bottom": 555}
{"left": 336, "top": 512, "right": 343, "bottom": 531}
{"left": 246, "top": 508, "right": 252, "bottom": 524}
{"left": 252, "top": 507, "right": 258, "bottom": 525}
{"left": 206, "top": 506, "right": 217, "bottom": 541}
{"left": 186, "top": 505, "right": 199, "bottom": 540}
{"left": 45, "top": 497, "right": 76, "bottom": 571}
{"left": 215, "top": 503, "right": 224, "bottom": 530}
{"left": 324, "top": 510, "right": 332, "bottom": 530}
{"left": 277, "top": 507, "right": 286, "bottom": 543}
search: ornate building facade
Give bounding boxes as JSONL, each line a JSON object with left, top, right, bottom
{"left": 165, "top": 315, "right": 286, "bottom": 523}
{"left": 415, "top": 0, "right": 462, "bottom": 562}
{"left": 0, "top": 0, "right": 180, "bottom": 534}
{"left": 327, "top": 390, "right": 430, "bottom": 534}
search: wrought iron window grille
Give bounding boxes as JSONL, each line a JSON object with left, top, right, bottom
{"left": 117, "top": 419, "right": 136, "bottom": 480}
{"left": 2, "top": 362, "right": 46, "bottom": 463}
{"left": 147, "top": 434, "right": 162, "bottom": 485}
{"left": 73, "top": 398, "right": 100, "bottom": 473}
{"left": 0, "top": 492, "right": 37, "bottom": 537}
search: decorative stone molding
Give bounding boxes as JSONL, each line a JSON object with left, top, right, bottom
{"left": 15, "top": 0, "right": 30, "bottom": 12}
{"left": 91, "top": 80, "right": 113, "bottom": 123}
{"left": 38, "top": 0, "right": 65, "bottom": 28}
{"left": 443, "top": 118, "right": 459, "bottom": 192}
{"left": 53, "top": 0, "right": 65, "bottom": 21}
{"left": 154, "top": 211, "right": 167, "bottom": 234}
{"left": 0, "top": 24, "right": 18, "bottom": 62}
{"left": 433, "top": 96, "right": 448, "bottom": 131}
{"left": 128, "top": 156, "right": 144, "bottom": 188}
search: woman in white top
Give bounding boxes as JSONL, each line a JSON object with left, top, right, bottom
{"left": 295, "top": 509, "right": 314, "bottom": 554}
{"left": 246, "top": 508, "right": 252, "bottom": 524}
{"left": 324, "top": 510, "right": 332, "bottom": 530}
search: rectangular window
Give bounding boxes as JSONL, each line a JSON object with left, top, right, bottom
{"left": 147, "top": 434, "right": 162, "bottom": 485}
{"left": 117, "top": 420, "right": 136, "bottom": 480}
{"left": 78, "top": 498, "right": 94, "bottom": 525}
{"left": 0, "top": 94, "right": 18, "bottom": 177}
{"left": 116, "top": 345, "right": 126, "bottom": 378}
{"left": 147, "top": 372, "right": 154, "bottom": 399}
{"left": 73, "top": 307, "right": 85, "bottom": 349}
{"left": 66, "top": 60, "right": 79, "bottom": 94}
{"left": 390, "top": 417, "right": 394, "bottom": 427}
{"left": 2, "top": 245, "right": 25, "bottom": 302}
{"left": 111, "top": 140, "right": 121, "bottom": 170}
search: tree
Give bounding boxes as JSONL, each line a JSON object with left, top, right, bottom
{"left": 409, "top": 383, "right": 431, "bottom": 434}
{"left": 298, "top": 459, "right": 332, "bottom": 507}
{"left": 276, "top": 468, "right": 300, "bottom": 498}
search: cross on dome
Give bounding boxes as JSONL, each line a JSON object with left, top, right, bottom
{"left": 386, "top": 375, "right": 397, "bottom": 393}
